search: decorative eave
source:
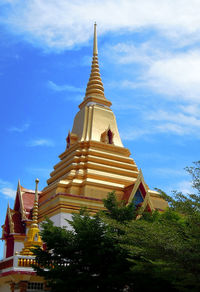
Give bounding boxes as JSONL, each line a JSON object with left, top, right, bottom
{"left": 2, "top": 206, "right": 26, "bottom": 239}
{"left": 1, "top": 206, "right": 11, "bottom": 238}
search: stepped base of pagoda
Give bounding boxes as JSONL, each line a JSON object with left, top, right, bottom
{"left": 39, "top": 140, "right": 140, "bottom": 220}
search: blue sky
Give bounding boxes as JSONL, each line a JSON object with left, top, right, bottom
{"left": 0, "top": 0, "right": 200, "bottom": 257}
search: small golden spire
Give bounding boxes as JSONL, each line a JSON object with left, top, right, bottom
{"left": 20, "top": 178, "right": 42, "bottom": 256}
{"left": 79, "top": 23, "right": 112, "bottom": 109}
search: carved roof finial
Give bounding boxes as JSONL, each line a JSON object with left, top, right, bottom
{"left": 16, "top": 179, "right": 27, "bottom": 220}
{"left": 7, "top": 203, "right": 14, "bottom": 234}
{"left": 17, "top": 179, "right": 20, "bottom": 190}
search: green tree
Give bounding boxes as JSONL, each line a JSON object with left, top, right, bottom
{"left": 33, "top": 211, "right": 133, "bottom": 292}
{"left": 112, "top": 207, "right": 200, "bottom": 291}
{"left": 109, "top": 161, "right": 200, "bottom": 291}
{"left": 102, "top": 191, "right": 136, "bottom": 222}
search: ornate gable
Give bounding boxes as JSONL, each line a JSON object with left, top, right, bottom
{"left": 124, "top": 169, "right": 168, "bottom": 212}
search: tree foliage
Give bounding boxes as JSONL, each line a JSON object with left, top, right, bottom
{"left": 102, "top": 191, "right": 136, "bottom": 222}
{"left": 33, "top": 211, "right": 133, "bottom": 292}
{"left": 33, "top": 161, "right": 200, "bottom": 291}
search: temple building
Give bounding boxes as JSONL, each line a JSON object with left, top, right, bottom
{"left": 0, "top": 24, "right": 168, "bottom": 292}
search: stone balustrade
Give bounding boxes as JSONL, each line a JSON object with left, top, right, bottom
{"left": 0, "top": 255, "right": 36, "bottom": 273}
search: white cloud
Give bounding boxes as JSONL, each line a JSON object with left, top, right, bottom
{"left": 0, "top": 179, "right": 16, "bottom": 199}
{"left": 120, "top": 124, "right": 185, "bottom": 140}
{"left": 2, "top": 0, "right": 200, "bottom": 106}
{"left": 149, "top": 110, "right": 200, "bottom": 126}
{"left": 27, "top": 139, "right": 54, "bottom": 147}
{"left": 165, "top": 180, "right": 194, "bottom": 195}
{"left": 176, "top": 180, "right": 193, "bottom": 194}
{"left": 155, "top": 123, "right": 189, "bottom": 135}
{"left": 0, "top": 187, "right": 16, "bottom": 199}
{"left": 179, "top": 104, "right": 200, "bottom": 117}
{"left": 47, "top": 80, "right": 83, "bottom": 93}
{"left": 109, "top": 43, "right": 200, "bottom": 103}
{"left": 120, "top": 109, "right": 200, "bottom": 140}
{"left": 8, "top": 123, "right": 30, "bottom": 133}
{"left": 119, "top": 80, "right": 145, "bottom": 89}
{"left": 146, "top": 50, "right": 200, "bottom": 102}
{"left": 151, "top": 167, "right": 185, "bottom": 178}
{"left": 120, "top": 128, "right": 153, "bottom": 141}
{"left": 146, "top": 109, "right": 200, "bottom": 136}
{"left": 2, "top": 0, "right": 200, "bottom": 50}
{"left": 109, "top": 42, "right": 154, "bottom": 65}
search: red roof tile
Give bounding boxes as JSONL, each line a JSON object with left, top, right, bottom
{"left": 22, "top": 192, "right": 35, "bottom": 211}
{"left": 22, "top": 192, "right": 35, "bottom": 220}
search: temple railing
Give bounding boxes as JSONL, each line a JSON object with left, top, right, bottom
{"left": 0, "top": 255, "right": 36, "bottom": 273}
{"left": 17, "top": 256, "right": 37, "bottom": 267}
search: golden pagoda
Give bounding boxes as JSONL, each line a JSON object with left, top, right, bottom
{"left": 39, "top": 23, "right": 168, "bottom": 225}
{"left": 0, "top": 24, "right": 168, "bottom": 292}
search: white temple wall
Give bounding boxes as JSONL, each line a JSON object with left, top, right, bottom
{"left": 3, "top": 242, "right": 6, "bottom": 258}
{"left": 49, "top": 212, "right": 73, "bottom": 229}
{"left": 14, "top": 241, "right": 24, "bottom": 255}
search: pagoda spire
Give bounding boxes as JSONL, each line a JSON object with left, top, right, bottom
{"left": 85, "top": 23, "right": 105, "bottom": 99}
{"left": 79, "top": 23, "right": 112, "bottom": 109}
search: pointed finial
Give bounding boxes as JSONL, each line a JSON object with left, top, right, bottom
{"left": 79, "top": 23, "right": 112, "bottom": 109}
{"left": 93, "top": 22, "right": 98, "bottom": 56}
{"left": 32, "top": 178, "right": 39, "bottom": 227}
{"left": 35, "top": 178, "right": 39, "bottom": 202}
{"left": 17, "top": 179, "right": 20, "bottom": 191}
{"left": 16, "top": 179, "right": 27, "bottom": 220}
